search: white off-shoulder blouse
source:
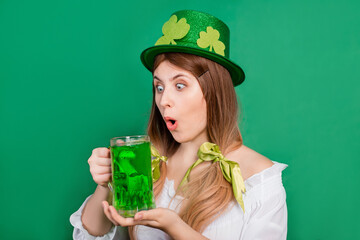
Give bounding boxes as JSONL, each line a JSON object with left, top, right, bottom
{"left": 70, "top": 161, "right": 288, "bottom": 240}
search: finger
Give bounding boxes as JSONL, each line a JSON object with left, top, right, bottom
{"left": 134, "top": 211, "right": 145, "bottom": 221}
{"left": 96, "top": 157, "right": 111, "bottom": 166}
{"left": 135, "top": 209, "right": 161, "bottom": 221}
{"left": 91, "top": 165, "right": 112, "bottom": 174}
{"left": 93, "top": 148, "right": 110, "bottom": 158}
{"left": 102, "top": 201, "right": 119, "bottom": 226}
{"left": 108, "top": 205, "right": 136, "bottom": 227}
{"left": 133, "top": 211, "right": 162, "bottom": 228}
{"left": 135, "top": 219, "right": 160, "bottom": 227}
{"left": 93, "top": 173, "right": 112, "bottom": 184}
{"left": 115, "top": 139, "right": 125, "bottom": 144}
{"left": 104, "top": 205, "right": 118, "bottom": 226}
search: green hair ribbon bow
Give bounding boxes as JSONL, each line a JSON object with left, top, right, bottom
{"left": 179, "top": 142, "right": 246, "bottom": 212}
{"left": 151, "top": 145, "right": 168, "bottom": 182}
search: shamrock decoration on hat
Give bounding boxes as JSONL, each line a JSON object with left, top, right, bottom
{"left": 197, "top": 26, "right": 225, "bottom": 56}
{"left": 155, "top": 15, "right": 190, "bottom": 45}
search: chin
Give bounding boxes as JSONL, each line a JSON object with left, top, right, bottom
{"left": 170, "top": 135, "right": 186, "bottom": 144}
{"left": 170, "top": 131, "right": 205, "bottom": 144}
{"left": 169, "top": 132, "right": 190, "bottom": 143}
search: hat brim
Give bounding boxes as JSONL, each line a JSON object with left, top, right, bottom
{"left": 140, "top": 45, "right": 245, "bottom": 86}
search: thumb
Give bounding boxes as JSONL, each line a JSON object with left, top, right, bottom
{"left": 134, "top": 208, "right": 160, "bottom": 221}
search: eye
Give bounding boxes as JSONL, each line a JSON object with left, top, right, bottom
{"left": 176, "top": 83, "right": 185, "bottom": 90}
{"left": 155, "top": 85, "right": 164, "bottom": 93}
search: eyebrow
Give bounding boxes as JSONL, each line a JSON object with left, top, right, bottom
{"left": 153, "top": 74, "right": 189, "bottom": 82}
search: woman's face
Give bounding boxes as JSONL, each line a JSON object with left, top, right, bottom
{"left": 153, "top": 60, "right": 208, "bottom": 144}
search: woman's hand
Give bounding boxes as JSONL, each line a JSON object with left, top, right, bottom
{"left": 101, "top": 201, "right": 208, "bottom": 239}
{"left": 88, "top": 148, "right": 112, "bottom": 187}
{"left": 101, "top": 201, "right": 180, "bottom": 232}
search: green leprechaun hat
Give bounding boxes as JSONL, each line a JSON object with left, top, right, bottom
{"left": 140, "top": 10, "right": 245, "bottom": 86}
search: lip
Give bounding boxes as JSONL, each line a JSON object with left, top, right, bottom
{"left": 164, "top": 116, "right": 178, "bottom": 131}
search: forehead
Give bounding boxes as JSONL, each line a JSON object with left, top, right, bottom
{"left": 153, "top": 60, "right": 195, "bottom": 80}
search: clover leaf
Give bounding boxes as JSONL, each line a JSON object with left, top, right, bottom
{"left": 197, "top": 26, "right": 225, "bottom": 56}
{"left": 155, "top": 15, "right": 190, "bottom": 45}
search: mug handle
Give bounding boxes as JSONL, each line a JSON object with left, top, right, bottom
{"left": 107, "top": 146, "right": 114, "bottom": 192}
{"left": 107, "top": 146, "right": 114, "bottom": 203}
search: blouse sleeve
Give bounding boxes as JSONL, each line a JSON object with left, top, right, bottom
{"left": 240, "top": 162, "right": 288, "bottom": 240}
{"left": 69, "top": 194, "right": 129, "bottom": 240}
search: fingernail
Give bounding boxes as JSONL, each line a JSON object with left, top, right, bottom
{"left": 136, "top": 213, "right": 143, "bottom": 220}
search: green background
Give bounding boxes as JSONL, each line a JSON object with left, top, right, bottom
{"left": 0, "top": 0, "right": 359, "bottom": 239}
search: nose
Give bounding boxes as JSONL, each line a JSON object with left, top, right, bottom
{"left": 159, "top": 88, "right": 174, "bottom": 108}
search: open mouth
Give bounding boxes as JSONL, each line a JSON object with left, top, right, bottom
{"left": 164, "top": 117, "right": 178, "bottom": 131}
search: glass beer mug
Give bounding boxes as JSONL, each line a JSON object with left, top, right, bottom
{"left": 109, "top": 135, "right": 156, "bottom": 217}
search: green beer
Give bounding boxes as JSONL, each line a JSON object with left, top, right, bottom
{"left": 110, "top": 137, "right": 155, "bottom": 217}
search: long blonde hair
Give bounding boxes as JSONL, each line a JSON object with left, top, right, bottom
{"left": 133, "top": 52, "right": 243, "bottom": 236}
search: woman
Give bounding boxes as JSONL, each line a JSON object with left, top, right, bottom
{"left": 70, "top": 10, "right": 288, "bottom": 240}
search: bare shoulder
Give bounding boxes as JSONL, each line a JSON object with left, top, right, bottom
{"left": 225, "top": 144, "right": 274, "bottom": 181}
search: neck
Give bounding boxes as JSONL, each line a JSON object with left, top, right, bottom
{"left": 173, "top": 132, "right": 209, "bottom": 165}
{"left": 165, "top": 132, "right": 209, "bottom": 183}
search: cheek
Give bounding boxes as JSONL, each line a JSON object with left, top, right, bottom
{"left": 189, "top": 98, "right": 207, "bottom": 123}
{"left": 199, "top": 100, "right": 207, "bottom": 124}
